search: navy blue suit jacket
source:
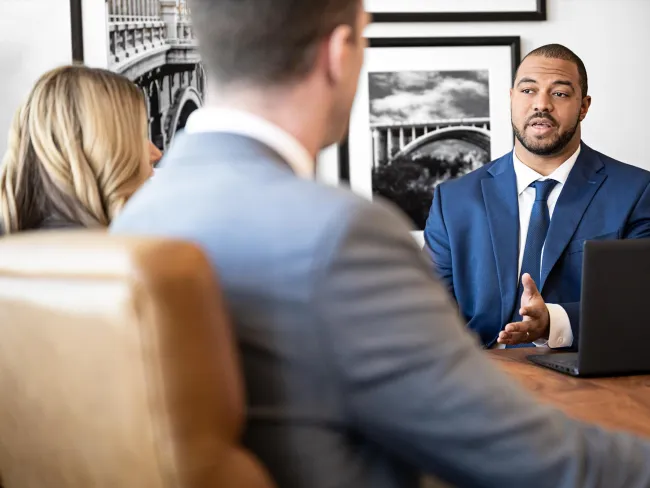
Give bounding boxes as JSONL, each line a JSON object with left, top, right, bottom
{"left": 424, "top": 142, "right": 650, "bottom": 348}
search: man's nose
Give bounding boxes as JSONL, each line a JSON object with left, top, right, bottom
{"left": 532, "top": 92, "right": 553, "bottom": 113}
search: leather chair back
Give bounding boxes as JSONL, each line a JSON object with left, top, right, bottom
{"left": 0, "top": 231, "right": 274, "bottom": 487}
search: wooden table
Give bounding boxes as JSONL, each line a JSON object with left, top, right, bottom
{"left": 488, "top": 349, "right": 650, "bottom": 438}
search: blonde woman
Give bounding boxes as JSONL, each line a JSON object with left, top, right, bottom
{"left": 0, "top": 65, "right": 158, "bottom": 234}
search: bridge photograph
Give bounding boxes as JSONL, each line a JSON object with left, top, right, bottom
{"left": 106, "top": 0, "right": 204, "bottom": 152}
{"left": 368, "top": 70, "right": 491, "bottom": 229}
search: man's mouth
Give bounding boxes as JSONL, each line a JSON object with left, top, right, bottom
{"left": 529, "top": 119, "right": 554, "bottom": 129}
{"left": 527, "top": 119, "right": 556, "bottom": 135}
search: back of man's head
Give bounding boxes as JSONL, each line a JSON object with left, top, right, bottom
{"left": 522, "top": 43, "right": 588, "bottom": 97}
{"left": 187, "top": 0, "right": 360, "bottom": 88}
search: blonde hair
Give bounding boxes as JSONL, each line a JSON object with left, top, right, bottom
{"left": 0, "top": 64, "right": 149, "bottom": 234}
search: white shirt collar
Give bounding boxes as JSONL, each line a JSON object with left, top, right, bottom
{"left": 512, "top": 145, "right": 581, "bottom": 195}
{"left": 184, "top": 107, "right": 315, "bottom": 180}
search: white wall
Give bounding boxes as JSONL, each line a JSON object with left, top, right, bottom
{"left": 1, "top": 0, "right": 647, "bottom": 172}
{"left": 0, "top": 0, "right": 73, "bottom": 158}
{"left": 318, "top": 0, "right": 650, "bottom": 183}
{"left": 81, "top": 0, "right": 109, "bottom": 69}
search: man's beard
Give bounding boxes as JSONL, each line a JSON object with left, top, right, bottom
{"left": 512, "top": 112, "right": 580, "bottom": 156}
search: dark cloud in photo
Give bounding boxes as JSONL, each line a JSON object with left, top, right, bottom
{"left": 369, "top": 70, "right": 489, "bottom": 124}
{"left": 366, "top": 70, "right": 491, "bottom": 230}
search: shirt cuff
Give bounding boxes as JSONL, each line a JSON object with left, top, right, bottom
{"left": 533, "top": 303, "right": 573, "bottom": 348}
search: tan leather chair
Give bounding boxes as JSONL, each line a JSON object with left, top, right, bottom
{"left": 0, "top": 231, "right": 275, "bottom": 488}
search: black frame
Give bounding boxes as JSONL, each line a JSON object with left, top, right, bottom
{"left": 70, "top": 0, "right": 84, "bottom": 62}
{"left": 338, "top": 36, "right": 521, "bottom": 181}
{"left": 370, "top": 0, "right": 546, "bottom": 22}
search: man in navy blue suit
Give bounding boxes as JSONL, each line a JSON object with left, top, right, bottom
{"left": 424, "top": 44, "right": 650, "bottom": 349}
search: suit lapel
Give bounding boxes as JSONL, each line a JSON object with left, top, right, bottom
{"left": 481, "top": 153, "right": 520, "bottom": 327}
{"left": 540, "top": 144, "right": 607, "bottom": 290}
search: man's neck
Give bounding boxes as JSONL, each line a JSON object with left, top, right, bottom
{"left": 205, "top": 84, "right": 328, "bottom": 161}
{"left": 514, "top": 136, "right": 581, "bottom": 176}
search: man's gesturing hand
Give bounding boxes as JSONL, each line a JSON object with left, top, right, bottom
{"left": 498, "top": 273, "right": 550, "bottom": 346}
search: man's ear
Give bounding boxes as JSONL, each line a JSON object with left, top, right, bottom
{"left": 326, "top": 24, "right": 354, "bottom": 85}
{"left": 579, "top": 95, "right": 592, "bottom": 122}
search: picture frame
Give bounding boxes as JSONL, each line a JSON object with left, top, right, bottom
{"left": 368, "top": 0, "right": 546, "bottom": 22}
{"left": 70, "top": 0, "right": 84, "bottom": 62}
{"left": 71, "top": 0, "right": 206, "bottom": 154}
{"left": 336, "top": 36, "right": 520, "bottom": 245}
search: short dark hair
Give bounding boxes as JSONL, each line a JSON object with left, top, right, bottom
{"left": 187, "top": 0, "right": 360, "bottom": 87}
{"left": 520, "top": 43, "right": 588, "bottom": 97}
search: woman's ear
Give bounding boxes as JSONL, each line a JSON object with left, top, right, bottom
{"left": 148, "top": 141, "right": 163, "bottom": 167}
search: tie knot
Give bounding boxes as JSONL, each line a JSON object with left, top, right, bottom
{"left": 531, "top": 179, "right": 558, "bottom": 201}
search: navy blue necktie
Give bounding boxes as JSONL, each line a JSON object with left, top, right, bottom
{"left": 510, "top": 179, "right": 558, "bottom": 325}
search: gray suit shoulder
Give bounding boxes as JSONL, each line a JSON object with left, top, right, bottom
{"left": 294, "top": 178, "right": 418, "bottom": 248}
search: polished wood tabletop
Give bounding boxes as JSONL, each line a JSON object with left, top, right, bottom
{"left": 488, "top": 349, "right": 650, "bottom": 438}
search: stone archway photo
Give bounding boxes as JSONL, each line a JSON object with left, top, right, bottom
{"left": 105, "top": 0, "right": 206, "bottom": 151}
{"left": 338, "top": 36, "right": 520, "bottom": 241}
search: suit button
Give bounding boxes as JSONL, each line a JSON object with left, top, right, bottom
{"left": 557, "top": 336, "right": 564, "bottom": 345}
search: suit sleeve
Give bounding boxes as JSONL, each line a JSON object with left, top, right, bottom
{"left": 624, "top": 180, "right": 650, "bottom": 239}
{"left": 422, "top": 185, "right": 455, "bottom": 298}
{"left": 558, "top": 180, "right": 650, "bottom": 347}
{"left": 313, "top": 199, "right": 650, "bottom": 488}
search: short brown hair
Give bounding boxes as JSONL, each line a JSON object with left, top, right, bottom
{"left": 521, "top": 43, "right": 588, "bottom": 97}
{"left": 188, "top": 0, "right": 360, "bottom": 86}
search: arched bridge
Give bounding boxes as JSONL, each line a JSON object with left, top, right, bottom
{"left": 107, "top": 0, "right": 205, "bottom": 150}
{"left": 371, "top": 117, "right": 490, "bottom": 166}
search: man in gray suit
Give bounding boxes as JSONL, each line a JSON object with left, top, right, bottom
{"left": 110, "top": 0, "right": 650, "bottom": 486}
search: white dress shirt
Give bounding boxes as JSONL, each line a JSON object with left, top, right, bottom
{"left": 507, "top": 146, "right": 581, "bottom": 349}
{"left": 183, "top": 107, "right": 316, "bottom": 180}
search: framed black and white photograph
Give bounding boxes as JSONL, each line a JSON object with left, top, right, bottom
{"left": 73, "top": 0, "right": 205, "bottom": 154}
{"left": 368, "top": 0, "right": 546, "bottom": 22}
{"left": 337, "top": 36, "right": 520, "bottom": 245}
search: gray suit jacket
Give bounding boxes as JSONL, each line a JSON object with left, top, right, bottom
{"left": 110, "top": 132, "right": 650, "bottom": 488}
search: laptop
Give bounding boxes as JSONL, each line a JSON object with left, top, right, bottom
{"left": 527, "top": 238, "right": 650, "bottom": 377}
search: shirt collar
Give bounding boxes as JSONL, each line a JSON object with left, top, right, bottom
{"left": 512, "top": 145, "right": 581, "bottom": 196}
{"left": 183, "top": 107, "right": 315, "bottom": 180}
